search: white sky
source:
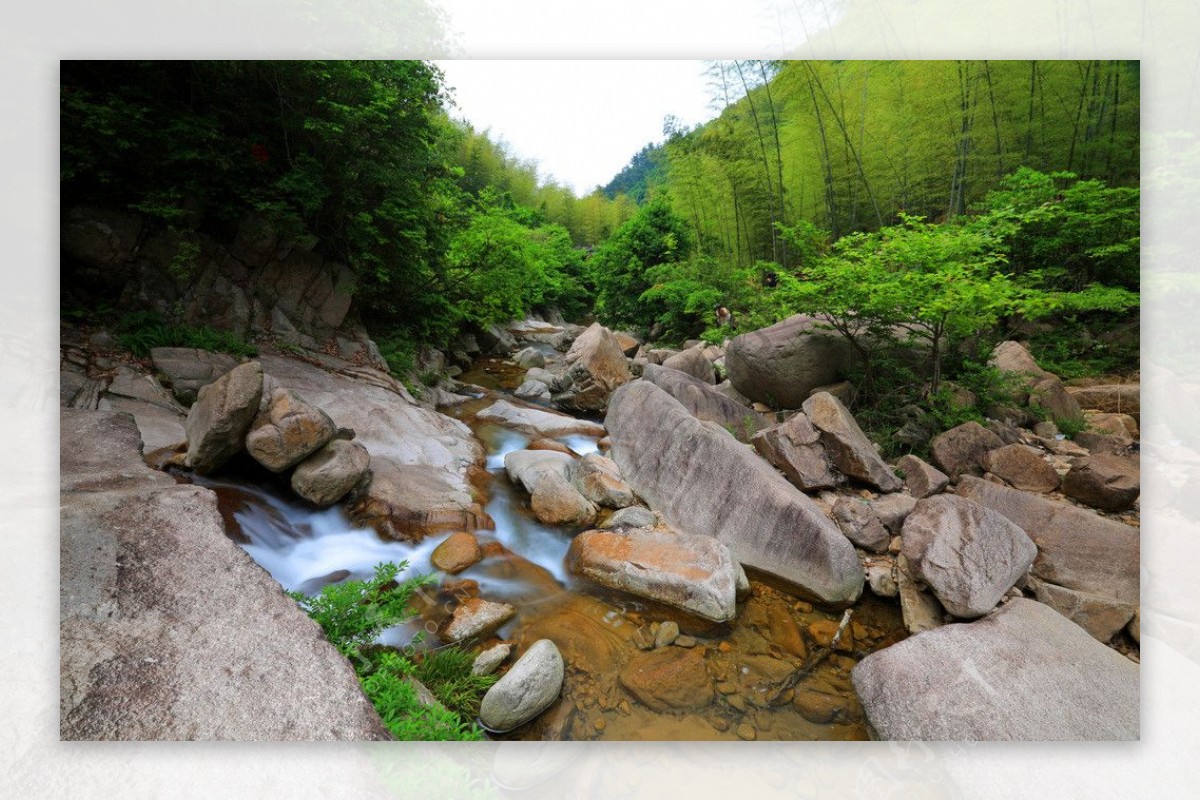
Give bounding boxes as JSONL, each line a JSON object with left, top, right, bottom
{"left": 434, "top": 60, "right": 718, "bottom": 196}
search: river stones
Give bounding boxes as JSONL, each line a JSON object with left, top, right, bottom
{"left": 504, "top": 449, "right": 573, "bottom": 492}
{"left": 513, "top": 380, "right": 551, "bottom": 401}
{"left": 185, "top": 360, "right": 264, "bottom": 474}
{"left": 606, "top": 381, "right": 863, "bottom": 605}
{"left": 479, "top": 639, "right": 564, "bottom": 732}
{"left": 661, "top": 345, "right": 716, "bottom": 384}
{"left": 929, "top": 421, "right": 1004, "bottom": 480}
{"left": 725, "top": 314, "right": 860, "bottom": 408}
{"left": 444, "top": 598, "right": 516, "bottom": 643}
{"left": 832, "top": 497, "right": 890, "bottom": 553}
{"left": 514, "top": 346, "right": 545, "bottom": 368}
{"left": 245, "top": 387, "right": 337, "bottom": 471}
{"left": 1061, "top": 453, "right": 1140, "bottom": 511}
{"left": 571, "top": 453, "right": 635, "bottom": 509}
{"left": 604, "top": 506, "right": 657, "bottom": 529}
{"left": 851, "top": 598, "right": 1139, "bottom": 740}
{"left": 802, "top": 392, "right": 902, "bottom": 492}
{"left": 431, "top": 531, "right": 483, "bottom": 574}
{"left": 980, "top": 443, "right": 1061, "bottom": 493}
{"left": 1026, "top": 577, "right": 1137, "bottom": 642}
{"left": 290, "top": 439, "right": 370, "bottom": 507}
{"left": 869, "top": 493, "right": 917, "bottom": 533}
{"left": 150, "top": 347, "right": 240, "bottom": 404}
{"left": 471, "top": 643, "right": 512, "bottom": 676}
{"left": 900, "top": 495, "right": 1037, "bottom": 618}
{"left": 478, "top": 399, "right": 606, "bottom": 438}
{"left": 642, "top": 364, "right": 767, "bottom": 442}
{"left": 955, "top": 476, "right": 1139, "bottom": 605}
{"left": 896, "top": 454, "right": 949, "bottom": 499}
{"left": 566, "top": 526, "right": 740, "bottom": 623}
{"left": 618, "top": 645, "right": 713, "bottom": 712}
{"left": 554, "top": 322, "right": 633, "bottom": 413}
{"left": 751, "top": 411, "right": 841, "bottom": 490}
{"left": 530, "top": 471, "right": 598, "bottom": 527}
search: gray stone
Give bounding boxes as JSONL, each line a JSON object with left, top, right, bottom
{"left": 606, "top": 381, "right": 863, "bottom": 605}
{"left": 290, "top": 439, "right": 370, "bottom": 507}
{"left": 981, "top": 443, "right": 1061, "bottom": 493}
{"left": 184, "top": 361, "right": 264, "bottom": 474}
{"left": 865, "top": 557, "right": 898, "bottom": 597}
{"left": 60, "top": 409, "right": 387, "bottom": 740}
{"left": 245, "top": 387, "right": 337, "bottom": 472}
{"left": 555, "top": 323, "right": 633, "bottom": 413}
{"left": 530, "top": 471, "right": 598, "bottom": 527}
{"left": 852, "top": 598, "right": 1139, "bottom": 740}
{"left": 832, "top": 496, "right": 891, "bottom": 553}
{"left": 655, "top": 621, "right": 680, "bottom": 648}
{"left": 514, "top": 379, "right": 552, "bottom": 401}
{"left": 642, "top": 364, "right": 767, "bottom": 442}
{"left": 504, "top": 450, "right": 575, "bottom": 494}
{"left": 478, "top": 399, "right": 606, "bottom": 438}
{"left": 1061, "top": 452, "right": 1140, "bottom": 511}
{"left": 472, "top": 643, "right": 512, "bottom": 676}
{"left": 1027, "top": 577, "right": 1137, "bottom": 643}
{"left": 929, "top": 421, "right": 1004, "bottom": 480}
{"left": 571, "top": 453, "right": 635, "bottom": 509}
{"left": 802, "top": 391, "right": 902, "bottom": 492}
{"left": 150, "top": 347, "right": 240, "bottom": 404}
{"left": 662, "top": 345, "right": 716, "bottom": 384}
{"left": 725, "top": 314, "right": 860, "bottom": 408}
{"left": 514, "top": 347, "right": 546, "bottom": 368}
{"left": 897, "top": 454, "right": 949, "bottom": 499}
{"left": 605, "top": 506, "right": 657, "bottom": 529}
{"left": 479, "top": 640, "right": 564, "bottom": 732}
{"left": 870, "top": 493, "right": 917, "bottom": 534}
{"left": 901, "top": 495, "right": 1037, "bottom": 618}
{"left": 956, "top": 476, "right": 1139, "bottom": 605}
{"left": 444, "top": 598, "right": 516, "bottom": 643}
{"left": 567, "top": 526, "right": 740, "bottom": 623}
{"left": 751, "top": 412, "right": 841, "bottom": 491}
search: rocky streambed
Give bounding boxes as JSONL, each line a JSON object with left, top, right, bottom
{"left": 60, "top": 312, "right": 1140, "bottom": 741}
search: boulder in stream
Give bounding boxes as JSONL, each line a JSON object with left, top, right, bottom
{"left": 566, "top": 525, "right": 740, "bottom": 623}
{"left": 290, "top": 439, "right": 370, "bottom": 507}
{"left": 479, "top": 639, "right": 564, "bottom": 732}
{"left": 245, "top": 387, "right": 337, "bottom": 472}
{"left": 184, "top": 360, "right": 264, "bottom": 474}
{"left": 477, "top": 398, "right": 606, "bottom": 438}
{"left": 606, "top": 380, "right": 864, "bottom": 605}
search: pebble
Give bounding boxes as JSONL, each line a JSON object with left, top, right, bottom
{"left": 655, "top": 621, "right": 680, "bottom": 648}
{"left": 716, "top": 681, "right": 737, "bottom": 695}
{"left": 712, "top": 717, "right": 730, "bottom": 732}
{"left": 674, "top": 635, "right": 697, "bottom": 648}
{"left": 736, "top": 723, "right": 757, "bottom": 741}
{"left": 727, "top": 695, "right": 748, "bottom": 712}
{"left": 594, "top": 718, "right": 606, "bottom": 732}
{"left": 718, "top": 641, "right": 733, "bottom": 653}
{"left": 793, "top": 601, "right": 813, "bottom": 613}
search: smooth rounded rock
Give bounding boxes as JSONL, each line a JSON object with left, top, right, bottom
{"left": 291, "top": 439, "right": 370, "bottom": 507}
{"left": 479, "top": 639, "right": 565, "bottom": 732}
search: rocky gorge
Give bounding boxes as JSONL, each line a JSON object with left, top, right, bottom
{"left": 60, "top": 216, "right": 1141, "bottom": 741}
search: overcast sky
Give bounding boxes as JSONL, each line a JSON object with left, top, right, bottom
{"left": 434, "top": 60, "right": 718, "bottom": 196}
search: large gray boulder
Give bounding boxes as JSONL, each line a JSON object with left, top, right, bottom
{"left": 929, "top": 421, "right": 1004, "bottom": 480}
{"left": 896, "top": 454, "right": 949, "bottom": 499}
{"left": 990, "top": 340, "right": 1084, "bottom": 426}
{"left": 291, "top": 439, "right": 370, "bottom": 507}
{"left": 802, "top": 391, "right": 902, "bottom": 492}
{"left": 479, "top": 639, "right": 564, "bottom": 732}
{"left": 605, "top": 381, "right": 864, "bottom": 605}
{"left": 751, "top": 412, "right": 841, "bottom": 491}
{"left": 1027, "top": 577, "right": 1137, "bottom": 643}
{"left": 661, "top": 345, "right": 716, "bottom": 384}
{"left": 555, "top": 323, "right": 633, "bottom": 413}
{"left": 725, "top": 314, "right": 859, "bottom": 408}
{"left": 504, "top": 449, "right": 575, "bottom": 493}
{"left": 1061, "top": 453, "right": 1140, "bottom": 511}
{"left": 570, "top": 453, "right": 635, "bottom": 509}
{"left": 981, "top": 443, "right": 1061, "bottom": 493}
{"left": 566, "top": 526, "right": 739, "bottom": 622}
{"left": 642, "top": 364, "right": 767, "bottom": 442}
{"left": 60, "top": 409, "right": 388, "bottom": 740}
{"left": 955, "top": 476, "right": 1139, "bottom": 604}
{"left": 245, "top": 387, "right": 337, "bottom": 472}
{"left": 852, "top": 598, "right": 1139, "bottom": 740}
{"left": 900, "top": 495, "right": 1038, "bottom": 618}
{"left": 184, "top": 361, "right": 264, "bottom": 474}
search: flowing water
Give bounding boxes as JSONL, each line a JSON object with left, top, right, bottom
{"left": 181, "top": 355, "right": 906, "bottom": 741}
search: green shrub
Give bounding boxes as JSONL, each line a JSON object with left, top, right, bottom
{"left": 116, "top": 311, "right": 258, "bottom": 358}
{"left": 288, "top": 562, "right": 495, "bottom": 741}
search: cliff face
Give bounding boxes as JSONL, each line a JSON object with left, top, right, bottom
{"left": 62, "top": 206, "right": 384, "bottom": 367}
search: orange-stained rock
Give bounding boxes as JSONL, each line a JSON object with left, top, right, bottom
{"left": 431, "top": 531, "right": 483, "bottom": 574}
{"left": 566, "top": 526, "right": 739, "bottom": 622}
{"left": 618, "top": 645, "right": 714, "bottom": 712}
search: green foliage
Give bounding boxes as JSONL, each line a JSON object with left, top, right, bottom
{"left": 287, "top": 561, "right": 436, "bottom": 659}
{"left": 116, "top": 311, "right": 257, "bottom": 358}
{"left": 591, "top": 196, "right": 694, "bottom": 330}
{"left": 288, "top": 562, "right": 493, "bottom": 741}
{"left": 358, "top": 651, "right": 487, "bottom": 742}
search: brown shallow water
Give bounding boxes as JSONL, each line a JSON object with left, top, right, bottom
{"left": 174, "top": 351, "right": 906, "bottom": 740}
